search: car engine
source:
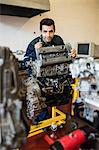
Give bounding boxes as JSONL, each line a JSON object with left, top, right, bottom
{"left": 70, "top": 57, "right": 99, "bottom": 129}
{"left": 24, "top": 45, "right": 73, "bottom": 120}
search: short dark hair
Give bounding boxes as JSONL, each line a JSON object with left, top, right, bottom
{"left": 40, "top": 18, "right": 55, "bottom": 31}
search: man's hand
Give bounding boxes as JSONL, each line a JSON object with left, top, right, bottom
{"left": 70, "top": 48, "right": 77, "bottom": 58}
{"left": 35, "top": 42, "right": 43, "bottom": 49}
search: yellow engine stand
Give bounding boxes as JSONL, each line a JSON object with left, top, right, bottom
{"left": 71, "top": 78, "right": 80, "bottom": 116}
{"left": 28, "top": 106, "right": 66, "bottom": 138}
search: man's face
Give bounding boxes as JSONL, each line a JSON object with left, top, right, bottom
{"left": 41, "top": 25, "right": 55, "bottom": 43}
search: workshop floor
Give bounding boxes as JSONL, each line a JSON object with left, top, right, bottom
{"left": 20, "top": 132, "right": 49, "bottom": 150}
{"left": 20, "top": 104, "right": 72, "bottom": 150}
{"left": 20, "top": 126, "right": 67, "bottom": 150}
{"left": 20, "top": 102, "right": 99, "bottom": 150}
{"left": 20, "top": 116, "right": 99, "bottom": 150}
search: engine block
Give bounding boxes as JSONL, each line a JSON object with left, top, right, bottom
{"left": 24, "top": 45, "right": 73, "bottom": 120}
{"left": 0, "top": 47, "right": 26, "bottom": 150}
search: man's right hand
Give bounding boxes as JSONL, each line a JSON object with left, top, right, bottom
{"left": 34, "top": 42, "right": 43, "bottom": 49}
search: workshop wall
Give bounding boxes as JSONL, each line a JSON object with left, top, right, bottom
{"left": 0, "top": 0, "right": 99, "bottom": 53}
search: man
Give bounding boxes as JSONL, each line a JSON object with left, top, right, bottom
{"left": 24, "top": 18, "right": 76, "bottom": 123}
{"left": 25, "top": 18, "right": 76, "bottom": 59}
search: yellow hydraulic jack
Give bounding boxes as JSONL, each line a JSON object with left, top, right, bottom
{"left": 28, "top": 106, "right": 66, "bottom": 138}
